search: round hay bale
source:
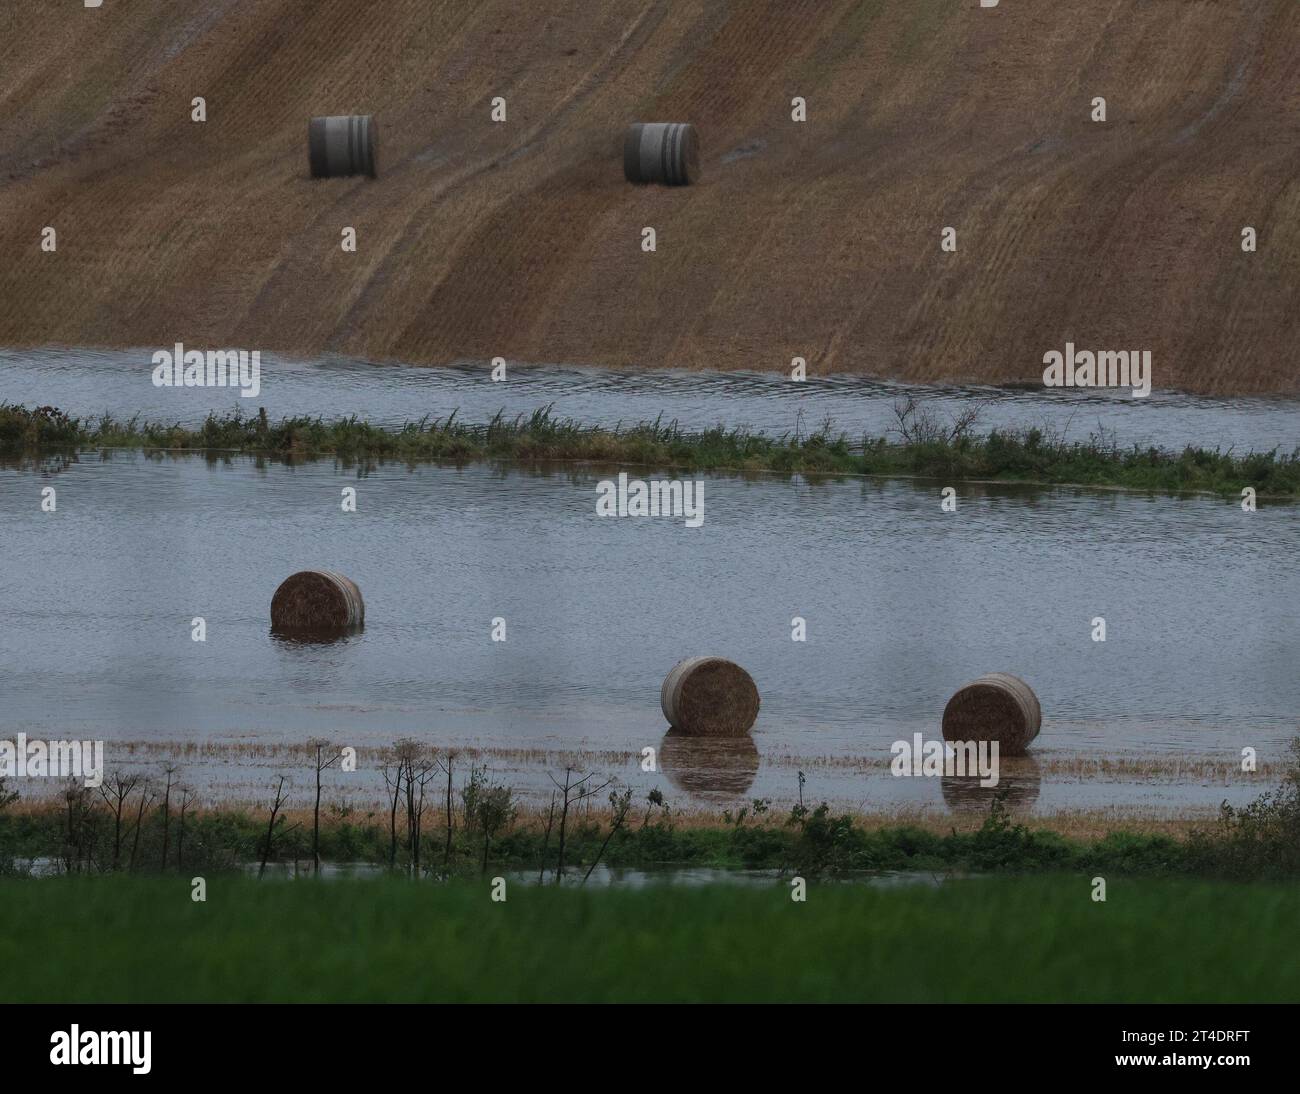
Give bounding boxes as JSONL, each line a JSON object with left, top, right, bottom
{"left": 660, "top": 656, "right": 759, "bottom": 737}
{"left": 308, "top": 115, "right": 378, "bottom": 178}
{"left": 623, "top": 122, "right": 700, "bottom": 185}
{"left": 941, "top": 673, "right": 1041, "bottom": 756}
{"left": 270, "top": 570, "right": 365, "bottom": 635}
{"left": 659, "top": 729, "right": 759, "bottom": 797}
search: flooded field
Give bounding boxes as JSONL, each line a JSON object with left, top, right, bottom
{"left": 1, "top": 449, "right": 1294, "bottom": 818}
{"left": 4, "top": 346, "right": 1298, "bottom": 455}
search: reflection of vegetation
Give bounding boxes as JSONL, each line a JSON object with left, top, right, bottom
{"left": 4, "top": 873, "right": 1299, "bottom": 1002}
{"left": 2, "top": 401, "right": 1296, "bottom": 497}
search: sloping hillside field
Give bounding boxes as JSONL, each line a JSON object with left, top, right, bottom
{"left": 0, "top": 0, "right": 1296, "bottom": 394}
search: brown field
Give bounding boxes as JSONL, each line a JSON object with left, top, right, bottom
{"left": 1, "top": 0, "right": 1297, "bottom": 394}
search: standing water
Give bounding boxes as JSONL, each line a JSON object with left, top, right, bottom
{"left": 0, "top": 451, "right": 1295, "bottom": 813}
{"left": 2, "top": 346, "right": 1297, "bottom": 454}
{"left": 1, "top": 352, "right": 1297, "bottom": 815}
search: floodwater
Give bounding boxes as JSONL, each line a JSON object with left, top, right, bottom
{"left": 22, "top": 857, "right": 949, "bottom": 888}
{"left": 0, "top": 449, "right": 1295, "bottom": 816}
{"left": 253, "top": 864, "right": 953, "bottom": 889}
{"left": 3, "top": 346, "right": 1298, "bottom": 455}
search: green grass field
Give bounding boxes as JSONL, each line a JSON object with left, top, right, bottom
{"left": 3, "top": 874, "right": 1297, "bottom": 1002}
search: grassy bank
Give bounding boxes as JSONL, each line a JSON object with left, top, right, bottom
{"left": 3, "top": 403, "right": 1296, "bottom": 496}
{"left": 2, "top": 873, "right": 1297, "bottom": 1002}
{"left": 0, "top": 794, "right": 1189, "bottom": 878}
{"left": 5, "top": 762, "right": 1298, "bottom": 881}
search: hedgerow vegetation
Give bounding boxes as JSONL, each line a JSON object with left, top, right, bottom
{"left": 2, "top": 401, "right": 1296, "bottom": 497}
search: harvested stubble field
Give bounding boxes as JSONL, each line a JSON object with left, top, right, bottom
{"left": 1, "top": 0, "right": 1297, "bottom": 394}
{"left": 88, "top": 736, "right": 1287, "bottom": 786}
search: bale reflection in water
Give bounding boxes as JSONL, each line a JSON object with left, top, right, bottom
{"left": 269, "top": 631, "right": 367, "bottom": 651}
{"left": 941, "top": 754, "right": 1042, "bottom": 812}
{"left": 659, "top": 729, "right": 760, "bottom": 799}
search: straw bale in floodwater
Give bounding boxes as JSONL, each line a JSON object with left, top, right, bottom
{"left": 941, "top": 673, "right": 1041, "bottom": 756}
{"left": 270, "top": 570, "right": 365, "bottom": 636}
{"left": 660, "top": 656, "right": 759, "bottom": 737}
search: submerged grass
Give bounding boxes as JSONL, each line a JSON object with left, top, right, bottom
{"left": 2, "top": 873, "right": 1298, "bottom": 1002}
{"left": 2, "top": 402, "right": 1296, "bottom": 497}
